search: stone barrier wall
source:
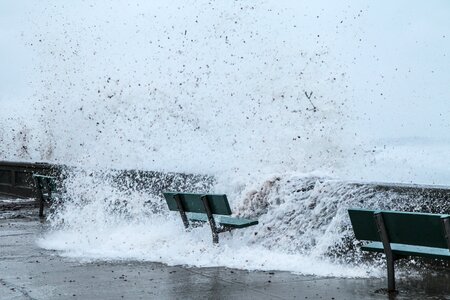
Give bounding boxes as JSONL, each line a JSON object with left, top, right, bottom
{"left": 1, "top": 161, "right": 449, "bottom": 215}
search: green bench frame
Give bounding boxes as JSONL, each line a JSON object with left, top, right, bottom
{"left": 32, "top": 174, "right": 59, "bottom": 218}
{"left": 163, "top": 192, "right": 258, "bottom": 244}
{"left": 348, "top": 208, "right": 450, "bottom": 292}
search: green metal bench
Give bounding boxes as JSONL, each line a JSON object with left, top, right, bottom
{"left": 348, "top": 208, "right": 450, "bottom": 292}
{"left": 32, "top": 174, "right": 60, "bottom": 218}
{"left": 163, "top": 192, "right": 258, "bottom": 244}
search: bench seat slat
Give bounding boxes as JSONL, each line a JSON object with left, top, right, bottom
{"left": 41, "top": 192, "right": 62, "bottom": 197}
{"left": 33, "top": 175, "right": 56, "bottom": 179}
{"left": 187, "top": 212, "right": 258, "bottom": 228}
{"left": 362, "top": 242, "right": 450, "bottom": 260}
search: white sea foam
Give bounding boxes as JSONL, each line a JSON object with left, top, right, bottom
{"left": 37, "top": 170, "right": 387, "bottom": 278}
{"left": 38, "top": 220, "right": 378, "bottom": 278}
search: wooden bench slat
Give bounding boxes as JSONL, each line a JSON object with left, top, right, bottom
{"left": 187, "top": 212, "right": 258, "bottom": 228}
{"left": 163, "top": 192, "right": 232, "bottom": 215}
{"left": 348, "top": 208, "right": 450, "bottom": 249}
{"left": 382, "top": 211, "right": 449, "bottom": 249}
{"left": 362, "top": 242, "right": 450, "bottom": 260}
{"left": 32, "top": 175, "right": 56, "bottom": 180}
{"left": 348, "top": 209, "right": 381, "bottom": 241}
{"left": 40, "top": 192, "right": 62, "bottom": 198}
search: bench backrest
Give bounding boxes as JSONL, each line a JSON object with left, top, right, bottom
{"left": 348, "top": 209, "right": 450, "bottom": 249}
{"left": 163, "top": 192, "right": 232, "bottom": 215}
{"left": 33, "top": 174, "right": 58, "bottom": 192}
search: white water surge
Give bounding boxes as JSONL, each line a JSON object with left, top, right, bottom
{"left": 38, "top": 170, "right": 388, "bottom": 278}
{"left": 1, "top": 0, "right": 449, "bottom": 277}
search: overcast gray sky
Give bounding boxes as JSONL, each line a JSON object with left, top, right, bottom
{"left": 0, "top": 0, "right": 35, "bottom": 107}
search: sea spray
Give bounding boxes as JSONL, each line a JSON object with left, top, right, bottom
{"left": 37, "top": 169, "right": 380, "bottom": 277}
{"left": 3, "top": 0, "right": 355, "bottom": 176}
{"left": 39, "top": 167, "right": 450, "bottom": 276}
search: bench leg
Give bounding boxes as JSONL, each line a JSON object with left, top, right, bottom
{"left": 33, "top": 177, "right": 45, "bottom": 218}
{"left": 386, "top": 256, "right": 396, "bottom": 292}
{"left": 178, "top": 211, "right": 190, "bottom": 229}
{"left": 374, "top": 213, "right": 397, "bottom": 293}
{"left": 212, "top": 230, "right": 219, "bottom": 244}
{"left": 173, "top": 194, "right": 190, "bottom": 229}
{"left": 39, "top": 197, "right": 45, "bottom": 218}
{"left": 200, "top": 195, "right": 219, "bottom": 244}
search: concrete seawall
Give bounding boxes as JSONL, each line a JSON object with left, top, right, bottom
{"left": 1, "top": 161, "right": 450, "bottom": 213}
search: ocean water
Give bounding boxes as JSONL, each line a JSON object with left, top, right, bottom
{"left": 1, "top": 0, "right": 449, "bottom": 276}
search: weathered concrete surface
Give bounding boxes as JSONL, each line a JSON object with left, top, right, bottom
{"left": 1, "top": 218, "right": 449, "bottom": 300}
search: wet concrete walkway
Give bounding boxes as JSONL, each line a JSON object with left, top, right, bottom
{"left": 1, "top": 211, "right": 449, "bottom": 299}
